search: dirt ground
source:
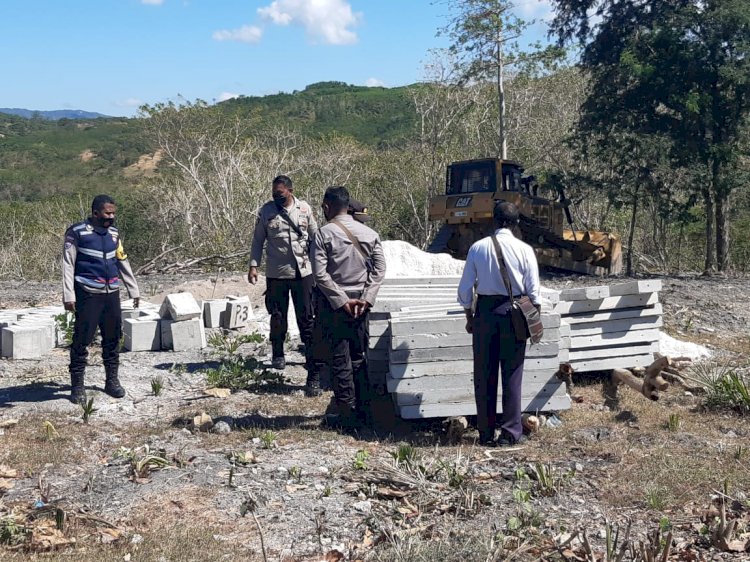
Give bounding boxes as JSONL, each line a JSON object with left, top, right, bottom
{"left": 0, "top": 272, "right": 749, "bottom": 561}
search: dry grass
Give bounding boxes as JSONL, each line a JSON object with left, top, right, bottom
{"left": 0, "top": 415, "right": 103, "bottom": 473}
{"left": 533, "top": 381, "right": 750, "bottom": 513}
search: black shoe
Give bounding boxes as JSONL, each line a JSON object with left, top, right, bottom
{"left": 497, "top": 433, "right": 528, "bottom": 447}
{"left": 271, "top": 356, "right": 286, "bottom": 370}
{"left": 104, "top": 366, "right": 126, "bottom": 399}
{"left": 70, "top": 372, "right": 87, "bottom": 405}
{"left": 70, "top": 385, "right": 87, "bottom": 405}
{"left": 305, "top": 381, "right": 322, "bottom": 397}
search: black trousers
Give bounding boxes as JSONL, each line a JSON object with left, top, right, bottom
{"left": 265, "top": 275, "right": 314, "bottom": 361}
{"left": 70, "top": 285, "right": 122, "bottom": 375}
{"left": 315, "top": 290, "right": 370, "bottom": 415}
{"left": 472, "top": 295, "right": 527, "bottom": 442}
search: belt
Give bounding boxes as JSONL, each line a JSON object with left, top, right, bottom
{"left": 476, "top": 294, "right": 517, "bottom": 301}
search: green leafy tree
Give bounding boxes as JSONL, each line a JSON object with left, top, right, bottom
{"left": 441, "top": 0, "right": 563, "bottom": 159}
{"left": 549, "top": 0, "right": 750, "bottom": 271}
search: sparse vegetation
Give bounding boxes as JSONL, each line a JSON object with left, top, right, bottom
{"left": 80, "top": 398, "right": 97, "bottom": 424}
{"left": 150, "top": 376, "right": 163, "bottom": 396}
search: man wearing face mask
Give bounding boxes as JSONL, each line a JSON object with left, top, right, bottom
{"left": 249, "top": 175, "right": 318, "bottom": 374}
{"left": 312, "top": 186, "right": 386, "bottom": 430}
{"left": 62, "top": 194, "right": 140, "bottom": 404}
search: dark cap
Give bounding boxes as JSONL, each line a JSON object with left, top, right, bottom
{"left": 348, "top": 199, "right": 371, "bottom": 223}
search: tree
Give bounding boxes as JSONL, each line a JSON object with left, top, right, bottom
{"left": 549, "top": 0, "right": 750, "bottom": 271}
{"left": 441, "top": 0, "right": 559, "bottom": 159}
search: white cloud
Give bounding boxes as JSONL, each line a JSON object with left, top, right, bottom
{"left": 257, "top": 0, "right": 361, "bottom": 45}
{"left": 516, "top": 0, "right": 553, "bottom": 21}
{"left": 212, "top": 25, "right": 263, "bottom": 44}
{"left": 365, "top": 78, "right": 386, "bottom": 87}
{"left": 217, "top": 92, "right": 240, "bottom": 102}
{"left": 116, "top": 98, "right": 144, "bottom": 108}
{"left": 141, "top": 0, "right": 164, "bottom": 5}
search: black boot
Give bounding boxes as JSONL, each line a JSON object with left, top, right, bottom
{"left": 104, "top": 365, "right": 125, "bottom": 398}
{"left": 70, "top": 372, "right": 87, "bottom": 405}
{"left": 305, "top": 378, "right": 322, "bottom": 397}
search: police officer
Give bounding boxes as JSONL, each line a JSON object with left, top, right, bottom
{"left": 63, "top": 194, "right": 140, "bottom": 404}
{"left": 249, "top": 175, "right": 318, "bottom": 372}
{"left": 457, "top": 201, "right": 541, "bottom": 446}
{"left": 312, "top": 186, "right": 386, "bottom": 430}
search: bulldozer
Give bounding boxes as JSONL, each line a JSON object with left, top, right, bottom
{"left": 427, "top": 158, "right": 623, "bottom": 276}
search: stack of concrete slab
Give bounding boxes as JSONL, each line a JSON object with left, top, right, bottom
{"left": 125, "top": 293, "right": 207, "bottom": 352}
{"left": 369, "top": 277, "right": 571, "bottom": 420}
{"left": 1, "top": 306, "right": 63, "bottom": 359}
{"left": 553, "top": 280, "right": 662, "bottom": 372}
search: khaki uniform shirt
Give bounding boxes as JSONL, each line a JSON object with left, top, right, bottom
{"left": 311, "top": 213, "right": 386, "bottom": 310}
{"left": 249, "top": 197, "right": 318, "bottom": 279}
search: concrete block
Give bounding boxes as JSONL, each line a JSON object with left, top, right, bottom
{"left": 121, "top": 308, "right": 141, "bottom": 320}
{"left": 559, "top": 285, "right": 610, "bottom": 301}
{"left": 161, "top": 293, "right": 202, "bottom": 322}
{"left": 203, "top": 299, "right": 229, "bottom": 328}
{"left": 608, "top": 280, "right": 662, "bottom": 296}
{"left": 1, "top": 325, "right": 46, "bottom": 359}
{"left": 18, "top": 320, "right": 55, "bottom": 351}
{"left": 0, "top": 318, "right": 16, "bottom": 355}
{"left": 162, "top": 317, "right": 206, "bottom": 351}
{"left": 123, "top": 318, "right": 161, "bottom": 351}
{"left": 223, "top": 297, "right": 252, "bottom": 329}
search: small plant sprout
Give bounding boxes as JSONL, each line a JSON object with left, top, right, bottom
{"left": 42, "top": 420, "right": 59, "bottom": 440}
{"left": 667, "top": 413, "right": 681, "bottom": 431}
{"left": 81, "top": 398, "right": 97, "bottom": 424}
{"left": 352, "top": 449, "right": 370, "bottom": 470}
{"left": 151, "top": 376, "right": 164, "bottom": 396}
{"left": 260, "top": 430, "right": 277, "bottom": 450}
{"left": 287, "top": 466, "right": 302, "bottom": 482}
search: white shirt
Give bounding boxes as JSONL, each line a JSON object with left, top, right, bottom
{"left": 457, "top": 228, "right": 541, "bottom": 309}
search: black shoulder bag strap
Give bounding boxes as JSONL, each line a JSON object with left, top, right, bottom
{"left": 275, "top": 204, "right": 305, "bottom": 240}
{"left": 490, "top": 234, "right": 515, "bottom": 300}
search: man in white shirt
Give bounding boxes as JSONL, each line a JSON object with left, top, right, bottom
{"left": 457, "top": 201, "right": 541, "bottom": 446}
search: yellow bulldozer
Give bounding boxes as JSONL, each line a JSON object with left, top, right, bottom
{"left": 427, "top": 158, "right": 623, "bottom": 276}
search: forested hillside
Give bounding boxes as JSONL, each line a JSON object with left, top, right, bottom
{"left": 0, "top": 73, "right": 748, "bottom": 281}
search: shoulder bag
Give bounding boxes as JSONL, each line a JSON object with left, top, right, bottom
{"left": 490, "top": 235, "right": 544, "bottom": 344}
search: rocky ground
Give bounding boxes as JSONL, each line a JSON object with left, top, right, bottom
{"left": 0, "top": 272, "right": 749, "bottom": 561}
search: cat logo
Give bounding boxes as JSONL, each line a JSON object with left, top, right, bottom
{"left": 455, "top": 196, "right": 472, "bottom": 208}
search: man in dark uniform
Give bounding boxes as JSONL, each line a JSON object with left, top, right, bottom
{"left": 62, "top": 194, "right": 140, "bottom": 404}
{"left": 248, "top": 175, "right": 318, "bottom": 373}
{"left": 457, "top": 202, "right": 541, "bottom": 446}
{"left": 311, "top": 187, "right": 386, "bottom": 429}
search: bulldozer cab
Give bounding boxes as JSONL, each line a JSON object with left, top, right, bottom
{"left": 446, "top": 159, "right": 525, "bottom": 195}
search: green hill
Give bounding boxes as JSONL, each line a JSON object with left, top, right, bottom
{"left": 218, "top": 81, "right": 419, "bottom": 147}
{"left": 0, "top": 82, "right": 420, "bottom": 201}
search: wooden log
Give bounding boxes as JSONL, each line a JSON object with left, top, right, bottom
{"left": 522, "top": 413, "right": 540, "bottom": 433}
{"left": 612, "top": 368, "right": 657, "bottom": 400}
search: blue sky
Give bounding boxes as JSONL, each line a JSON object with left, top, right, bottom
{"left": 0, "top": 0, "right": 553, "bottom": 117}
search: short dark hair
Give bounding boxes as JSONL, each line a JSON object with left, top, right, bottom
{"left": 323, "top": 186, "right": 350, "bottom": 214}
{"left": 92, "top": 194, "right": 115, "bottom": 214}
{"left": 272, "top": 175, "right": 293, "bottom": 190}
{"left": 494, "top": 201, "right": 520, "bottom": 228}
